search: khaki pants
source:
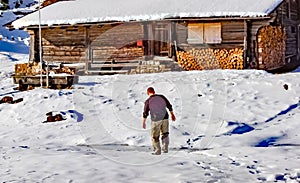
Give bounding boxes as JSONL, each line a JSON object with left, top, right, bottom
{"left": 151, "top": 119, "right": 169, "bottom": 154}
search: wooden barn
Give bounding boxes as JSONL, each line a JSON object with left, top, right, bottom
{"left": 11, "top": 0, "right": 300, "bottom": 74}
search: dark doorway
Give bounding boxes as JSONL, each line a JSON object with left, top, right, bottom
{"left": 153, "top": 23, "right": 171, "bottom": 56}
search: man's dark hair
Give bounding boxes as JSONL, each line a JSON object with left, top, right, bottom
{"left": 147, "top": 87, "right": 155, "bottom": 94}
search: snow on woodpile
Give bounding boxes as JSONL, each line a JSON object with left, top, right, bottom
{"left": 12, "top": 0, "right": 284, "bottom": 29}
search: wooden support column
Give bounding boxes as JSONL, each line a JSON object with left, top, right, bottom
{"left": 28, "top": 29, "right": 41, "bottom": 62}
{"left": 171, "top": 22, "right": 177, "bottom": 60}
{"left": 243, "top": 20, "right": 252, "bottom": 69}
{"left": 85, "top": 26, "right": 91, "bottom": 70}
{"left": 148, "top": 23, "right": 154, "bottom": 59}
{"left": 28, "top": 29, "right": 36, "bottom": 62}
{"left": 142, "top": 22, "right": 149, "bottom": 58}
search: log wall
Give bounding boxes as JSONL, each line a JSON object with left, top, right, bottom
{"left": 30, "top": 22, "right": 144, "bottom": 63}
{"left": 283, "top": 0, "right": 299, "bottom": 56}
{"left": 273, "top": 0, "right": 300, "bottom": 68}
{"left": 89, "top": 23, "right": 144, "bottom": 62}
{"left": 40, "top": 26, "right": 87, "bottom": 63}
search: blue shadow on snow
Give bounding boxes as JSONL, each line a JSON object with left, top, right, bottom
{"left": 61, "top": 110, "right": 84, "bottom": 122}
{"left": 227, "top": 122, "right": 255, "bottom": 135}
{"left": 254, "top": 134, "right": 287, "bottom": 147}
{"left": 58, "top": 90, "right": 73, "bottom": 96}
{"left": 265, "top": 100, "right": 299, "bottom": 123}
{"left": 0, "top": 40, "right": 29, "bottom": 54}
{"left": 254, "top": 136, "right": 280, "bottom": 147}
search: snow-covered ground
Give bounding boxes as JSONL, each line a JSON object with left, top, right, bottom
{"left": 1, "top": 52, "right": 300, "bottom": 182}
{"left": 1, "top": 1, "right": 300, "bottom": 182}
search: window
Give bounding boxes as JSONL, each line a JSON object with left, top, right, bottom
{"left": 187, "top": 23, "right": 204, "bottom": 44}
{"left": 187, "top": 23, "right": 221, "bottom": 44}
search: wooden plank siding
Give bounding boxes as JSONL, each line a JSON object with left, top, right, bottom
{"left": 88, "top": 23, "right": 144, "bottom": 62}
{"left": 221, "top": 21, "right": 245, "bottom": 45}
{"left": 282, "top": 0, "right": 298, "bottom": 56}
{"left": 28, "top": 22, "right": 144, "bottom": 64}
{"left": 275, "top": 0, "right": 300, "bottom": 64}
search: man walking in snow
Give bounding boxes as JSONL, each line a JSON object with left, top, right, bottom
{"left": 142, "top": 87, "right": 176, "bottom": 155}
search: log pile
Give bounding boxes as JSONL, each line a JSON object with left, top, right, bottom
{"left": 15, "top": 63, "right": 76, "bottom": 76}
{"left": 215, "top": 48, "right": 244, "bottom": 69}
{"left": 15, "top": 63, "right": 44, "bottom": 76}
{"left": 52, "top": 66, "right": 76, "bottom": 75}
{"left": 176, "top": 48, "right": 244, "bottom": 70}
{"left": 190, "top": 48, "right": 220, "bottom": 70}
{"left": 176, "top": 51, "right": 203, "bottom": 70}
{"left": 257, "top": 26, "right": 286, "bottom": 70}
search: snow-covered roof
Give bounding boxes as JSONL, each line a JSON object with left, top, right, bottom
{"left": 12, "top": 0, "right": 284, "bottom": 29}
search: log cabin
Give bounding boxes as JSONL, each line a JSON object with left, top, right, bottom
{"left": 11, "top": 0, "right": 300, "bottom": 74}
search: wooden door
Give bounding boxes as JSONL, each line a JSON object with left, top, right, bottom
{"left": 153, "top": 23, "right": 171, "bottom": 56}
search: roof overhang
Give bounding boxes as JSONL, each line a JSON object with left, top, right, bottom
{"left": 11, "top": 0, "right": 284, "bottom": 29}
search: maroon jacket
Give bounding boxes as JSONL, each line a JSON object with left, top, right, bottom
{"left": 143, "top": 94, "right": 173, "bottom": 121}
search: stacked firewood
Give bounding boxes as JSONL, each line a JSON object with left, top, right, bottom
{"left": 257, "top": 26, "right": 286, "bottom": 69}
{"left": 15, "top": 63, "right": 76, "bottom": 76}
{"left": 190, "top": 48, "right": 220, "bottom": 69}
{"left": 176, "top": 51, "right": 203, "bottom": 71}
{"left": 52, "top": 66, "right": 76, "bottom": 75}
{"left": 176, "top": 48, "right": 244, "bottom": 70}
{"left": 214, "top": 48, "right": 244, "bottom": 69}
{"left": 15, "top": 63, "right": 44, "bottom": 76}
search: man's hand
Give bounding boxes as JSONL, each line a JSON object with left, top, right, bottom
{"left": 170, "top": 111, "right": 176, "bottom": 122}
{"left": 142, "top": 118, "right": 147, "bottom": 129}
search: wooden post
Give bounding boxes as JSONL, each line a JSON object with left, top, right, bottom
{"left": 85, "top": 26, "right": 91, "bottom": 71}
{"left": 148, "top": 23, "right": 154, "bottom": 59}
{"left": 171, "top": 22, "right": 177, "bottom": 60}
{"left": 28, "top": 30, "right": 35, "bottom": 62}
{"left": 143, "top": 22, "right": 149, "bottom": 58}
{"left": 243, "top": 20, "right": 251, "bottom": 69}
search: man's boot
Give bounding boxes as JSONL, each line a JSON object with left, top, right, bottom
{"left": 162, "top": 134, "right": 169, "bottom": 153}
{"left": 152, "top": 137, "right": 161, "bottom": 155}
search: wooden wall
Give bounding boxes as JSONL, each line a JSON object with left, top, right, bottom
{"left": 274, "top": 0, "right": 300, "bottom": 67}
{"left": 41, "top": 26, "right": 86, "bottom": 62}
{"left": 29, "top": 22, "right": 144, "bottom": 63}
{"left": 88, "top": 23, "right": 144, "bottom": 62}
